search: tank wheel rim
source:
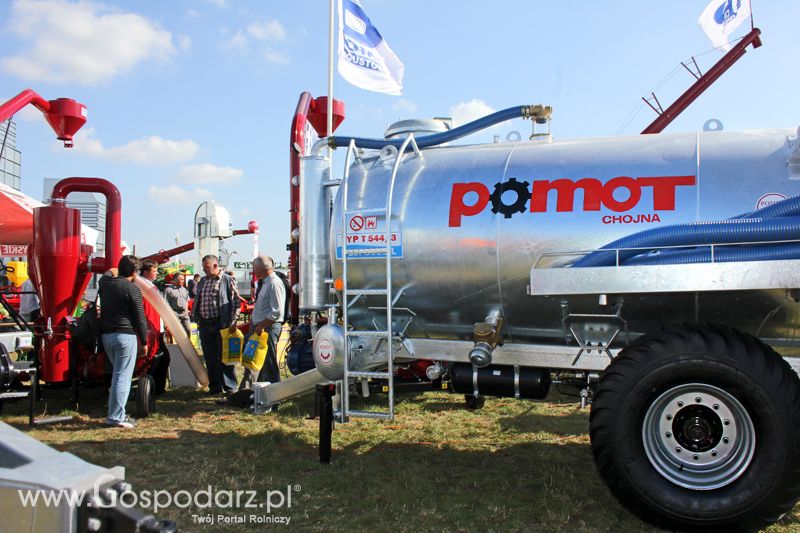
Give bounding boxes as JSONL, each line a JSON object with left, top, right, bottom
{"left": 642, "top": 382, "right": 755, "bottom": 490}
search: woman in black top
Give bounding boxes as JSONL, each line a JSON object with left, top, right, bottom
{"left": 98, "top": 255, "right": 148, "bottom": 428}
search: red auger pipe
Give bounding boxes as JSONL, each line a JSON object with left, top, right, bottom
{"left": 0, "top": 89, "right": 50, "bottom": 121}
{"left": 642, "top": 28, "right": 762, "bottom": 135}
{"left": 289, "top": 92, "right": 313, "bottom": 325}
{"left": 141, "top": 226, "right": 257, "bottom": 265}
{"left": 50, "top": 178, "right": 121, "bottom": 273}
{"left": 141, "top": 242, "right": 196, "bottom": 265}
{"left": 0, "top": 89, "right": 87, "bottom": 147}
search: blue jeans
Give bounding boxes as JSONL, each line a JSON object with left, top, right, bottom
{"left": 102, "top": 333, "right": 137, "bottom": 423}
{"left": 198, "top": 322, "right": 238, "bottom": 393}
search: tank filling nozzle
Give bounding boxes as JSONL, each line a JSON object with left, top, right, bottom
{"left": 469, "top": 317, "right": 504, "bottom": 368}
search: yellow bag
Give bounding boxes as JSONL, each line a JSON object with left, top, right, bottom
{"left": 190, "top": 322, "right": 201, "bottom": 352}
{"left": 221, "top": 328, "right": 245, "bottom": 365}
{"left": 242, "top": 332, "right": 268, "bottom": 371}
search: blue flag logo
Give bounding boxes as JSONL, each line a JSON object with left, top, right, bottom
{"left": 337, "top": 0, "right": 404, "bottom": 95}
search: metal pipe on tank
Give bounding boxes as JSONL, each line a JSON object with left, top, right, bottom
{"left": 299, "top": 147, "right": 332, "bottom": 311}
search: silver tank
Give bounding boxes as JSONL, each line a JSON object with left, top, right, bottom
{"left": 328, "top": 128, "right": 800, "bottom": 350}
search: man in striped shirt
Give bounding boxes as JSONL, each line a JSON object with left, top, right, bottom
{"left": 191, "top": 254, "right": 240, "bottom": 394}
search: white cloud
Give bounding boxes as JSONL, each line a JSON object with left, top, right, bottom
{"left": 226, "top": 19, "right": 288, "bottom": 52}
{"left": 449, "top": 99, "right": 496, "bottom": 127}
{"left": 393, "top": 98, "right": 418, "bottom": 114}
{"left": 247, "top": 19, "right": 286, "bottom": 41}
{"left": 70, "top": 127, "right": 105, "bottom": 156}
{"left": 2, "top": 0, "right": 177, "bottom": 85}
{"left": 178, "top": 35, "right": 192, "bottom": 51}
{"left": 148, "top": 185, "right": 213, "bottom": 204}
{"left": 177, "top": 163, "right": 243, "bottom": 184}
{"left": 205, "top": 0, "right": 227, "bottom": 7}
{"left": 264, "top": 50, "right": 289, "bottom": 65}
{"left": 228, "top": 30, "right": 247, "bottom": 49}
{"left": 71, "top": 127, "right": 199, "bottom": 164}
{"left": 186, "top": 9, "right": 201, "bottom": 18}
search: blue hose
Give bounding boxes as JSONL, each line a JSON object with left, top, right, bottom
{"left": 624, "top": 241, "right": 800, "bottom": 265}
{"left": 574, "top": 190, "right": 800, "bottom": 267}
{"left": 734, "top": 194, "right": 800, "bottom": 219}
{"left": 573, "top": 217, "right": 800, "bottom": 267}
{"left": 329, "top": 105, "right": 531, "bottom": 150}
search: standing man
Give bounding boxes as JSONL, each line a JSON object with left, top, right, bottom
{"left": 246, "top": 255, "right": 285, "bottom": 387}
{"left": 99, "top": 255, "right": 148, "bottom": 429}
{"left": 18, "top": 278, "right": 40, "bottom": 323}
{"left": 139, "top": 259, "right": 169, "bottom": 394}
{"left": 187, "top": 273, "right": 200, "bottom": 299}
{"left": 164, "top": 273, "right": 192, "bottom": 338}
{"left": 139, "top": 259, "right": 161, "bottom": 333}
{"left": 192, "top": 254, "right": 240, "bottom": 395}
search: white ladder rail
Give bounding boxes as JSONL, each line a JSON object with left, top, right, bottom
{"left": 340, "top": 134, "right": 422, "bottom": 421}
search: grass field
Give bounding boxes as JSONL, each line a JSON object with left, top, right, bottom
{"left": 2, "top": 381, "right": 800, "bottom": 532}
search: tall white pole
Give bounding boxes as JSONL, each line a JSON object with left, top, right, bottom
{"left": 327, "top": 0, "right": 335, "bottom": 158}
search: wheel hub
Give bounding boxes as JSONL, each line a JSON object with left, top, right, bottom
{"left": 643, "top": 383, "right": 755, "bottom": 490}
{"left": 673, "top": 404, "right": 723, "bottom": 452}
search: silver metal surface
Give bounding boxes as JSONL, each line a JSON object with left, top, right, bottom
{"left": 312, "top": 324, "right": 346, "bottom": 380}
{"left": 349, "top": 370, "right": 390, "bottom": 379}
{"left": 325, "top": 128, "right": 800, "bottom": 353}
{"left": 299, "top": 154, "right": 332, "bottom": 311}
{"left": 531, "top": 259, "right": 800, "bottom": 296}
{"left": 642, "top": 384, "right": 755, "bottom": 490}
{"left": 407, "top": 338, "right": 619, "bottom": 371}
{"left": 384, "top": 118, "right": 451, "bottom": 139}
{"left": 0, "top": 330, "right": 33, "bottom": 355}
{"left": 0, "top": 421, "right": 125, "bottom": 533}
{"left": 253, "top": 369, "right": 330, "bottom": 409}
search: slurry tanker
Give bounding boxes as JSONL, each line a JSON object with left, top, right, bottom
{"left": 258, "top": 83, "right": 800, "bottom": 531}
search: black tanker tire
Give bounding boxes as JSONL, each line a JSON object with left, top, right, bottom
{"left": 136, "top": 375, "right": 156, "bottom": 418}
{"left": 589, "top": 324, "right": 800, "bottom": 532}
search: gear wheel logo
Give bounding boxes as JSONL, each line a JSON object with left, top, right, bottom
{"left": 490, "top": 178, "right": 530, "bottom": 218}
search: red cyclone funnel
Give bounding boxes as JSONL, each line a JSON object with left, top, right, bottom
{"left": 308, "top": 97, "right": 345, "bottom": 137}
{"left": 44, "top": 98, "right": 87, "bottom": 148}
{"left": 32, "top": 177, "right": 121, "bottom": 383}
{"left": 30, "top": 204, "right": 90, "bottom": 382}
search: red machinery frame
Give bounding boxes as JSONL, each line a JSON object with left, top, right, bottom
{"left": 289, "top": 94, "right": 345, "bottom": 325}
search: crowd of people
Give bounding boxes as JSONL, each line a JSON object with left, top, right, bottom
{"left": 99, "top": 253, "right": 286, "bottom": 429}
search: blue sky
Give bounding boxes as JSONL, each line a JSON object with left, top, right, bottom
{"left": 1, "top": 0, "right": 798, "bottom": 264}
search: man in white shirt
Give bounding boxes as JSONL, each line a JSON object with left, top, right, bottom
{"left": 241, "top": 255, "right": 285, "bottom": 388}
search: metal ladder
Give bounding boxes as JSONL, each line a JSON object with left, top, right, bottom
{"left": 339, "top": 135, "right": 422, "bottom": 421}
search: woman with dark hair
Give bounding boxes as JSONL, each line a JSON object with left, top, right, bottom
{"left": 99, "top": 255, "right": 148, "bottom": 428}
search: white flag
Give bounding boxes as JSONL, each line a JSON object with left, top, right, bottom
{"left": 698, "top": 0, "right": 751, "bottom": 52}
{"left": 337, "top": 0, "right": 404, "bottom": 95}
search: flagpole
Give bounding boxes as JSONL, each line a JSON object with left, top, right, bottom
{"left": 327, "top": 0, "right": 335, "bottom": 155}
